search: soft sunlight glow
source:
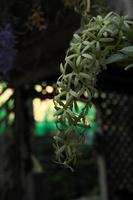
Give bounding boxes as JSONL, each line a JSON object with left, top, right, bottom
{"left": 9, "top": 112, "right": 15, "bottom": 121}
{"left": 33, "top": 98, "right": 54, "bottom": 122}
{"left": 34, "top": 85, "right": 42, "bottom": 92}
{"left": 0, "top": 88, "right": 14, "bottom": 106}
{"left": 45, "top": 86, "right": 54, "bottom": 93}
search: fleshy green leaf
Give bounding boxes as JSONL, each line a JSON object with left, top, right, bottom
{"left": 120, "top": 46, "right": 133, "bottom": 57}
{"left": 106, "top": 53, "right": 128, "bottom": 64}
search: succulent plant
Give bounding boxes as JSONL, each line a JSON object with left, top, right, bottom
{"left": 53, "top": 12, "right": 132, "bottom": 169}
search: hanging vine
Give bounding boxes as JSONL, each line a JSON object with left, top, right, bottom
{"left": 53, "top": 12, "right": 132, "bottom": 170}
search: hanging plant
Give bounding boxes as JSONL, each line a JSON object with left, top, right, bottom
{"left": 53, "top": 12, "right": 133, "bottom": 170}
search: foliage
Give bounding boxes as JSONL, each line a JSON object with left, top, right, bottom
{"left": 107, "top": 45, "right": 133, "bottom": 70}
{"left": 53, "top": 12, "right": 132, "bottom": 169}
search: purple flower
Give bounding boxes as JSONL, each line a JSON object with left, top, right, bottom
{"left": 0, "top": 24, "right": 16, "bottom": 79}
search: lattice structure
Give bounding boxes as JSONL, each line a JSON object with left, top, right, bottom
{"left": 32, "top": 80, "right": 133, "bottom": 200}
{"left": 1, "top": 77, "right": 133, "bottom": 200}
{"left": 95, "top": 91, "right": 133, "bottom": 200}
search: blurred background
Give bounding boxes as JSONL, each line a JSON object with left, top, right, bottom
{"left": 0, "top": 1, "right": 133, "bottom": 200}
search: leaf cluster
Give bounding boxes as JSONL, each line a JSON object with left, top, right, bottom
{"left": 53, "top": 12, "right": 132, "bottom": 169}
